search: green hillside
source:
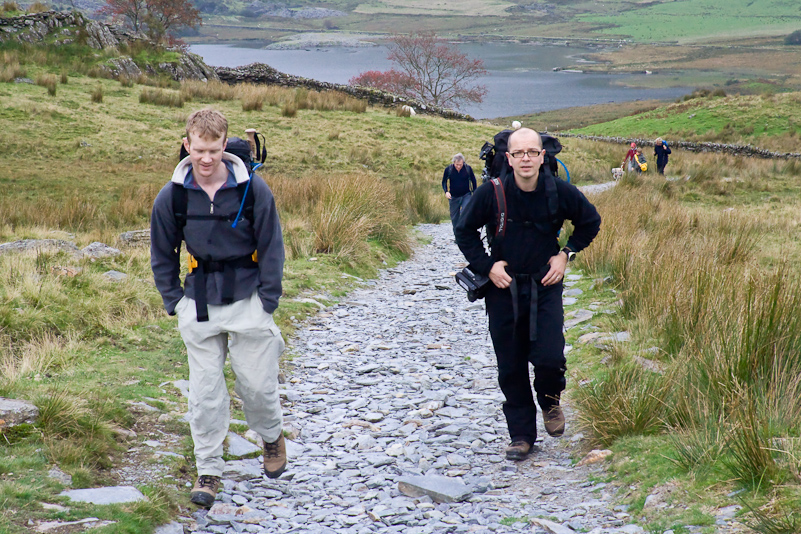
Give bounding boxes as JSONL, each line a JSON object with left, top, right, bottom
{"left": 572, "top": 90, "right": 801, "bottom": 151}
{"left": 577, "top": 0, "right": 801, "bottom": 43}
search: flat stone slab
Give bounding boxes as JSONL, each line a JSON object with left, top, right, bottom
{"left": 207, "top": 503, "right": 271, "bottom": 525}
{"left": 81, "top": 242, "right": 121, "bottom": 258}
{"left": 398, "top": 475, "right": 473, "bottom": 503}
{"left": 223, "top": 458, "right": 263, "bottom": 480}
{"left": 0, "top": 397, "right": 39, "bottom": 427}
{"left": 564, "top": 309, "right": 594, "bottom": 329}
{"left": 0, "top": 239, "right": 80, "bottom": 257}
{"left": 227, "top": 432, "right": 261, "bottom": 457}
{"left": 153, "top": 522, "right": 184, "bottom": 534}
{"left": 35, "top": 518, "right": 115, "bottom": 532}
{"left": 103, "top": 270, "right": 128, "bottom": 281}
{"left": 59, "top": 486, "right": 146, "bottom": 504}
{"left": 531, "top": 517, "right": 576, "bottom": 534}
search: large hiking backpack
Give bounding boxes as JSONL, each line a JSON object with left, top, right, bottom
{"left": 478, "top": 130, "right": 567, "bottom": 183}
{"left": 477, "top": 130, "right": 567, "bottom": 243}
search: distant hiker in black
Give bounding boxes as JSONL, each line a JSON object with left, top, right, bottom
{"left": 455, "top": 128, "right": 601, "bottom": 461}
{"left": 654, "top": 137, "right": 671, "bottom": 174}
{"left": 442, "top": 153, "right": 477, "bottom": 228}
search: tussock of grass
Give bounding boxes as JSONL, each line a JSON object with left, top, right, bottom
{"left": 140, "top": 87, "right": 185, "bottom": 108}
{"left": 35, "top": 73, "right": 57, "bottom": 96}
{"left": 180, "top": 79, "right": 236, "bottom": 101}
{"left": 0, "top": 60, "right": 25, "bottom": 82}
{"left": 281, "top": 100, "right": 297, "bottom": 117}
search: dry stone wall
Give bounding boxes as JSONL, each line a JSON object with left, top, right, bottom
{"left": 557, "top": 132, "right": 801, "bottom": 160}
{"left": 0, "top": 11, "right": 217, "bottom": 81}
{"left": 215, "top": 63, "right": 475, "bottom": 122}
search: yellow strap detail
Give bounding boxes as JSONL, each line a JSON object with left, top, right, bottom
{"left": 252, "top": 250, "right": 258, "bottom": 263}
{"left": 187, "top": 253, "right": 198, "bottom": 273}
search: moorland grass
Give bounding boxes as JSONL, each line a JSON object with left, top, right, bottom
{"left": 571, "top": 157, "right": 801, "bottom": 529}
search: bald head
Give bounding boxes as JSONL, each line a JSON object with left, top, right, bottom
{"left": 505, "top": 128, "right": 545, "bottom": 188}
{"left": 507, "top": 128, "right": 542, "bottom": 152}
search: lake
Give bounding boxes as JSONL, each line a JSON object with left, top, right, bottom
{"left": 191, "top": 41, "right": 691, "bottom": 119}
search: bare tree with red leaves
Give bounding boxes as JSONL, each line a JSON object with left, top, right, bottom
{"left": 350, "top": 32, "right": 487, "bottom": 111}
{"left": 98, "top": 0, "right": 148, "bottom": 32}
{"left": 98, "top": 0, "right": 201, "bottom": 40}
{"left": 348, "top": 69, "right": 415, "bottom": 95}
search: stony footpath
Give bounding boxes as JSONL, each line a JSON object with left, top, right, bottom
{"left": 182, "top": 222, "right": 641, "bottom": 534}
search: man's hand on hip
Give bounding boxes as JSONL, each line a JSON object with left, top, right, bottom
{"left": 542, "top": 252, "right": 568, "bottom": 286}
{"left": 445, "top": 192, "right": 452, "bottom": 200}
{"left": 489, "top": 261, "right": 512, "bottom": 289}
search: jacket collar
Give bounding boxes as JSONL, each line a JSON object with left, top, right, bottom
{"left": 170, "top": 151, "right": 250, "bottom": 185}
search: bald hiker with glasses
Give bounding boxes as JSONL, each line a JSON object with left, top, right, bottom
{"left": 454, "top": 128, "right": 601, "bottom": 461}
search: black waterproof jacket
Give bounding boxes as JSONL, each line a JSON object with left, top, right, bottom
{"left": 454, "top": 169, "right": 601, "bottom": 277}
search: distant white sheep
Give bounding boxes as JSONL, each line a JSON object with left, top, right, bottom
{"left": 512, "top": 120, "right": 522, "bottom": 130}
{"left": 400, "top": 104, "right": 416, "bottom": 116}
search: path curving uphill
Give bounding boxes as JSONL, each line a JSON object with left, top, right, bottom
{"left": 186, "top": 222, "right": 644, "bottom": 533}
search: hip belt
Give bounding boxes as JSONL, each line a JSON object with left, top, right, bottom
{"left": 508, "top": 264, "right": 553, "bottom": 342}
{"left": 188, "top": 252, "right": 258, "bottom": 322}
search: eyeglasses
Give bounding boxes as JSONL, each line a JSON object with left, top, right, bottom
{"left": 508, "top": 149, "right": 543, "bottom": 159}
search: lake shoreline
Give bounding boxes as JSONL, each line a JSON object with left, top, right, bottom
{"left": 190, "top": 41, "right": 692, "bottom": 118}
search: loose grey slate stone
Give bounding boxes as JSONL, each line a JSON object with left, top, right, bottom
{"left": 563, "top": 297, "right": 578, "bottom": 306}
{"left": 563, "top": 288, "right": 583, "bottom": 297}
{"left": 0, "top": 397, "right": 39, "bottom": 426}
{"left": 47, "top": 467, "right": 72, "bottom": 486}
{"left": 222, "top": 459, "right": 263, "bottom": 480}
{"left": 81, "top": 242, "right": 121, "bottom": 258}
{"left": 530, "top": 517, "right": 575, "bottom": 534}
{"left": 154, "top": 521, "right": 184, "bottom": 534}
{"left": 564, "top": 309, "right": 594, "bottom": 329}
{"left": 103, "top": 270, "right": 128, "bottom": 281}
{"left": 60, "top": 486, "right": 146, "bottom": 505}
{"left": 397, "top": 475, "right": 473, "bottom": 503}
{"left": 227, "top": 432, "right": 261, "bottom": 457}
{"left": 172, "top": 380, "right": 190, "bottom": 398}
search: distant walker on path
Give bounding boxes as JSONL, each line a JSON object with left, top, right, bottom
{"left": 442, "top": 153, "right": 477, "bottom": 229}
{"left": 654, "top": 137, "right": 672, "bottom": 174}
{"left": 455, "top": 128, "right": 601, "bottom": 461}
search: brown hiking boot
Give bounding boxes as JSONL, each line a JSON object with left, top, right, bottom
{"left": 263, "top": 434, "right": 287, "bottom": 478}
{"left": 544, "top": 406, "right": 565, "bottom": 437}
{"left": 190, "top": 475, "right": 220, "bottom": 508}
{"left": 505, "top": 440, "right": 531, "bottom": 461}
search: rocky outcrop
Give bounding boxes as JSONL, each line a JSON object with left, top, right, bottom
{"left": 557, "top": 133, "right": 801, "bottom": 160}
{"left": 0, "top": 397, "right": 39, "bottom": 428}
{"left": 0, "top": 11, "right": 217, "bottom": 82}
{"left": 215, "top": 63, "right": 475, "bottom": 121}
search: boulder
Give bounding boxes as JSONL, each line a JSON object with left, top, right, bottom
{"left": 0, "top": 397, "right": 39, "bottom": 427}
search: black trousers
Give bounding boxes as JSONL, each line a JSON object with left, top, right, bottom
{"left": 486, "top": 277, "right": 567, "bottom": 445}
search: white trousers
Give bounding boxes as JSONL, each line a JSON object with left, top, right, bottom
{"left": 176, "top": 291, "right": 285, "bottom": 477}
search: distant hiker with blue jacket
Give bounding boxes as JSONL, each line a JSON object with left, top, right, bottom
{"left": 654, "top": 137, "right": 672, "bottom": 174}
{"left": 442, "top": 153, "right": 477, "bottom": 228}
{"left": 150, "top": 109, "right": 287, "bottom": 509}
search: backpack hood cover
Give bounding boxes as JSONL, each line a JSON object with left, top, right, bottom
{"left": 171, "top": 151, "right": 251, "bottom": 186}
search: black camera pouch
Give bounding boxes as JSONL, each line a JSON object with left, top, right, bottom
{"left": 455, "top": 266, "right": 490, "bottom": 302}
